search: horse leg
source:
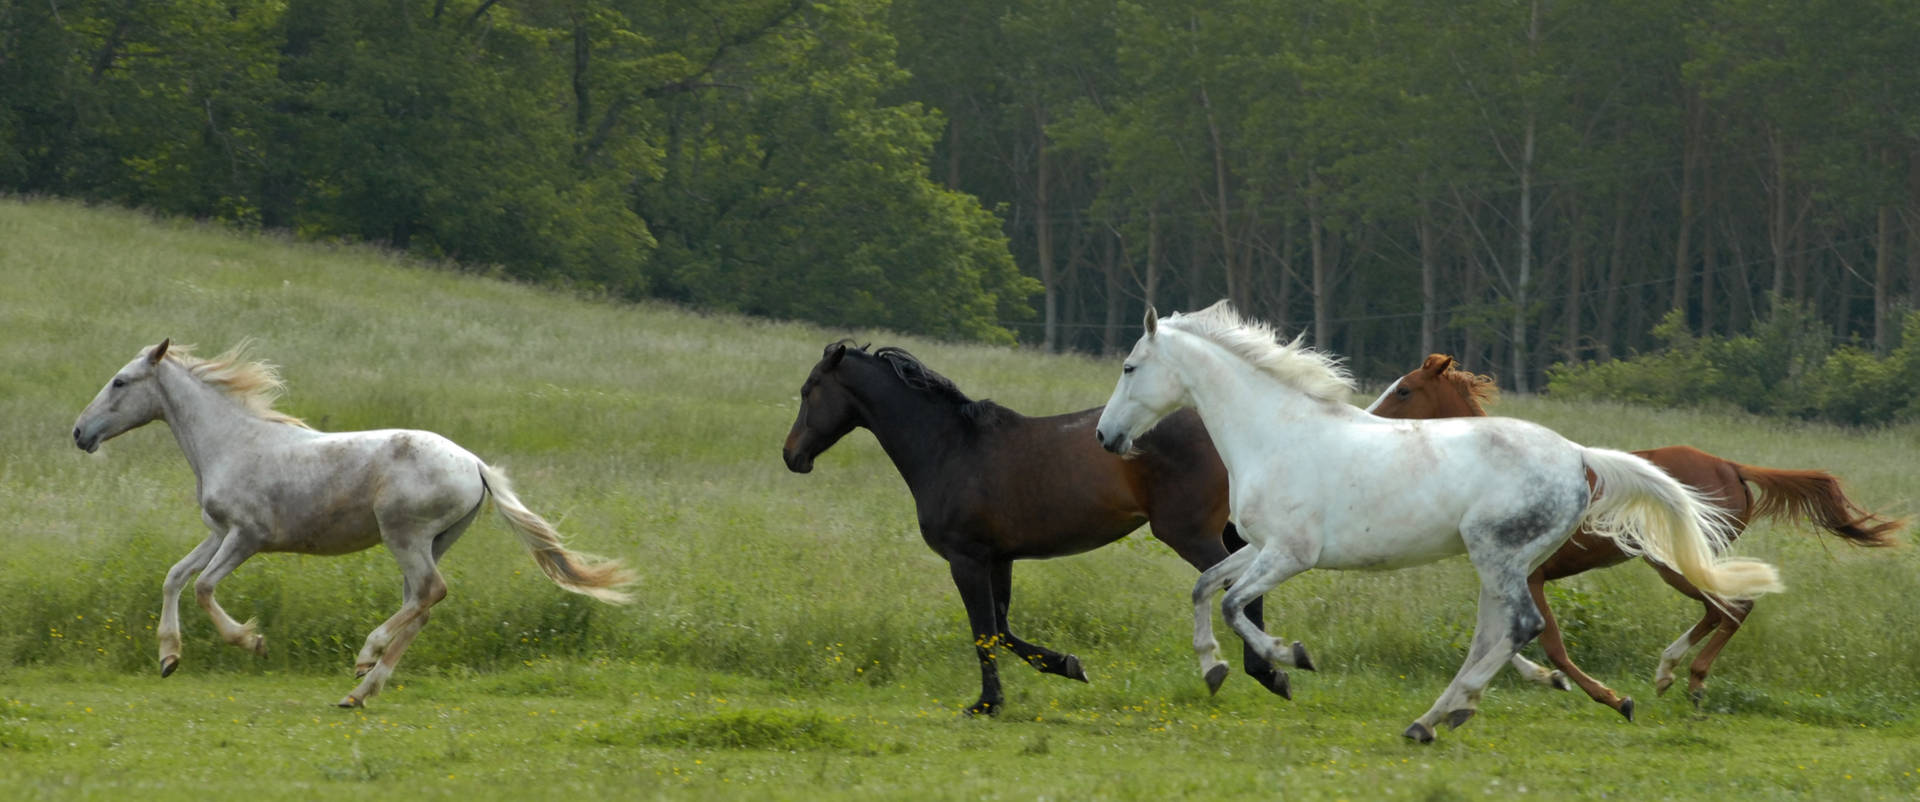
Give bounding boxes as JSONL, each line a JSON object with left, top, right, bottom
{"left": 156, "top": 533, "right": 220, "bottom": 677}
{"left": 1683, "top": 599, "right": 1752, "bottom": 707}
{"left": 340, "top": 541, "right": 447, "bottom": 708}
{"left": 1649, "top": 563, "right": 1750, "bottom": 706}
{"left": 1217, "top": 546, "right": 1311, "bottom": 700}
{"left": 948, "top": 554, "right": 1005, "bottom": 716}
{"left": 988, "top": 559, "right": 1087, "bottom": 682}
{"left": 192, "top": 531, "right": 266, "bottom": 657}
{"left": 1217, "top": 524, "right": 1292, "bottom": 695}
{"left": 1527, "top": 572, "right": 1634, "bottom": 719}
{"left": 1407, "top": 568, "right": 1542, "bottom": 743}
{"left": 1190, "top": 546, "right": 1258, "bottom": 694}
{"left": 357, "top": 502, "right": 482, "bottom": 676}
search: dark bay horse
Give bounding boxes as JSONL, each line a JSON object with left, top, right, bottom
{"left": 1368, "top": 354, "right": 1902, "bottom": 718}
{"left": 781, "top": 341, "right": 1300, "bottom": 715}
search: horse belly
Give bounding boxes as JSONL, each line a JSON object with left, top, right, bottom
{"left": 1312, "top": 524, "right": 1464, "bottom": 571}
{"left": 266, "top": 505, "right": 382, "bottom": 555}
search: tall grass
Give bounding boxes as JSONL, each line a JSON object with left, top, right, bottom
{"left": 4, "top": 198, "right": 1917, "bottom": 720}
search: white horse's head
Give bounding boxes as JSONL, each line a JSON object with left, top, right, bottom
{"left": 1095, "top": 307, "right": 1188, "bottom": 454}
{"left": 73, "top": 339, "right": 172, "bottom": 453}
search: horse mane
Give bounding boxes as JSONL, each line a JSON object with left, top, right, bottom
{"left": 1441, "top": 361, "right": 1501, "bottom": 409}
{"left": 1161, "top": 301, "right": 1355, "bottom": 404}
{"left": 163, "top": 341, "right": 313, "bottom": 429}
{"left": 866, "top": 345, "right": 1008, "bottom": 427}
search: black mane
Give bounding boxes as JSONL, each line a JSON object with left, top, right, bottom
{"left": 864, "top": 345, "right": 1009, "bottom": 427}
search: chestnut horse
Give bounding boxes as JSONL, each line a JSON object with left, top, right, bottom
{"left": 1369, "top": 354, "right": 1902, "bottom": 718}
{"left": 782, "top": 341, "right": 1294, "bottom": 716}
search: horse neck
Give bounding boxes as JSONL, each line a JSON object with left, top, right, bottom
{"left": 843, "top": 360, "right": 975, "bottom": 487}
{"left": 155, "top": 361, "right": 292, "bottom": 485}
{"left": 1164, "top": 330, "right": 1344, "bottom": 465}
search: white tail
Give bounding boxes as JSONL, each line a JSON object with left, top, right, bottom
{"left": 478, "top": 463, "right": 636, "bottom": 604}
{"left": 1580, "top": 447, "right": 1783, "bottom": 601}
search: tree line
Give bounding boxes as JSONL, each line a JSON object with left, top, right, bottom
{"left": 5, "top": 1, "right": 1918, "bottom": 390}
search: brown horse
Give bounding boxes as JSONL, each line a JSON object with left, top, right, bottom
{"left": 1368, "top": 354, "right": 1902, "bottom": 718}
{"left": 782, "top": 341, "right": 1301, "bottom": 716}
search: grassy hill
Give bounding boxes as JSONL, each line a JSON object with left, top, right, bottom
{"left": 4, "top": 198, "right": 1918, "bottom": 799}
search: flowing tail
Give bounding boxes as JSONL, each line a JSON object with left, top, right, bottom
{"left": 1733, "top": 462, "right": 1904, "bottom": 547}
{"left": 478, "top": 462, "right": 637, "bottom": 604}
{"left": 1580, "top": 447, "right": 1784, "bottom": 601}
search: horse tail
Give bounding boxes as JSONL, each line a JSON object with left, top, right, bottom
{"left": 477, "top": 462, "right": 636, "bottom": 604}
{"left": 1731, "top": 462, "right": 1904, "bottom": 547}
{"left": 1579, "top": 447, "right": 1784, "bottom": 601}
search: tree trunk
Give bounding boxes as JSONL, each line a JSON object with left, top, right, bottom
{"left": 1419, "top": 196, "right": 1438, "bottom": 357}
{"left": 1308, "top": 170, "right": 1331, "bottom": 349}
{"left": 1598, "top": 179, "right": 1631, "bottom": 359}
{"left": 1145, "top": 208, "right": 1161, "bottom": 311}
{"left": 1672, "top": 93, "right": 1699, "bottom": 331}
{"left": 1564, "top": 193, "right": 1584, "bottom": 361}
{"left": 1769, "top": 127, "right": 1789, "bottom": 306}
{"left": 1875, "top": 203, "right": 1893, "bottom": 353}
{"left": 1103, "top": 228, "right": 1123, "bottom": 355}
{"left": 1034, "top": 105, "right": 1057, "bottom": 352}
{"left": 1199, "top": 85, "right": 1239, "bottom": 308}
{"left": 1509, "top": 0, "right": 1541, "bottom": 392}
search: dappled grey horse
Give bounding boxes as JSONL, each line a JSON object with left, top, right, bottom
{"left": 73, "top": 340, "right": 636, "bottom": 707}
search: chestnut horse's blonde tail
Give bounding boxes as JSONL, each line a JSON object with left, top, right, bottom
{"left": 1732, "top": 462, "right": 1905, "bottom": 547}
{"left": 1580, "top": 447, "right": 1784, "bottom": 601}
{"left": 478, "top": 463, "right": 636, "bottom": 604}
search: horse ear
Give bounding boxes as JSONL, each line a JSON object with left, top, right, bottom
{"left": 148, "top": 338, "right": 171, "bottom": 365}
{"left": 824, "top": 341, "right": 847, "bottom": 369}
{"left": 1421, "top": 353, "right": 1453, "bottom": 375}
{"left": 1143, "top": 305, "right": 1158, "bottom": 337}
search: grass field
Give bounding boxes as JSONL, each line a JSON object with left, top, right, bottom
{"left": 4, "top": 198, "right": 1919, "bottom": 799}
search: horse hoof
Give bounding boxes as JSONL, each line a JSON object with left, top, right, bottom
{"left": 159, "top": 656, "right": 179, "bottom": 678}
{"left": 1549, "top": 671, "right": 1571, "bottom": 692}
{"left": 1291, "top": 641, "right": 1315, "bottom": 672}
{"left": 1061, "top": 654, "right": 1089, "bottom": 683}
{"left": 354, "top": 663, "right": 374, "bottom": 679}
{"left": 1618, "top": 698, "right": 1635, "bottom": 722}
{"left": 1444, "top": 708, "right": 1476, "bottom": 730}
{"left": 336, "top": 695, "right": 363, "bottom": 709}
{"left": 962, "top": 700, "right": 1000, "bottom": 718}
{"left": 1688, "top": 688, "right": 1705, "bottom": 709}
{"left": 1204, "top": 664, "right": 1230, "bottom": 696}
{"left": 1403, "top": 722, "right": 1435, "bottom": 743}
{"left": 1257, "top": 669, "right": 1292, "bottom": 701}
{"left": 249, "top": 635, "right": 268, "bottom": 658}
{"left": 1654, "top": 676, "right": 1673, "bottom": 696}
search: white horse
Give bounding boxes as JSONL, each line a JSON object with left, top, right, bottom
{"left": 1092, "top": 302, "right": 1782, "bottom": 742}
{"left": 72, "top": 340, "right": 636, "bottom": 707}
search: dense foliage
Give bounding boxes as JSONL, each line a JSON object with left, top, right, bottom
{"left": 1550, "top": 303, "right": 1920, "bottom": 425}
{"left": 0, "top": 0, "right": 1035, "bottom": 343}
{"left": 5, "top": 0, "right": 1920, "bottom": 385}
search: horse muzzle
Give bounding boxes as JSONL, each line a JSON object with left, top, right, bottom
{"left": 1094, "top": 427, "right": 1130, "bottom": 455}
{"left": 74, "top": 426, "right": 100, "bottom": 454}
{"left": 782, "top": 447, "right": 814, "bottom": 474}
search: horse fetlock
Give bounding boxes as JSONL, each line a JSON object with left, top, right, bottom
{"left": 1254, "top": 667, "right": 1292, "bottom": 701}
{"left": 1549, "top": 670, "right": 1571, "bottom": 691}
{"left": 354, "top": 662, "right": 376, "bottom": 679}
{"left": 962, "top": 698, "right": 1001, "bottom": 718}
{"left": 1653, "top": 672, "right": 1675, "bottom": 696}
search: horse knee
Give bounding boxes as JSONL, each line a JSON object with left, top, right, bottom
{"left": 1509, "top": 608, "right": 1544, "bottom": 646}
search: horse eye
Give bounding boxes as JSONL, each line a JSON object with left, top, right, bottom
{"left": 111, "top": 378, "right": 127, "bottom": 389}
{"left": 1123, "top": 365, "right": 1136, "bottom": 375}
{"left": 1395, "top": 386, "right": 1411, "bottom": 397}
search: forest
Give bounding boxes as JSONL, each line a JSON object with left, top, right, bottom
{"left": 4, "top": 0, "right": 1918, "bottom": 389}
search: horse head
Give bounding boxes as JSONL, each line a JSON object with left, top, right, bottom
{"left": 782, "top": 340, "right": 865, "bottom": 473}
{"left": 73, "top": 339, "right": 172, "bottom": 453}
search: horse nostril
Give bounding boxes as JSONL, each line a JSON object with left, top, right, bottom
{"left": 72, "top": 427, "right": 81, "bottom": 442}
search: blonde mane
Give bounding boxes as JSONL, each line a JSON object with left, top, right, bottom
{"left": 1160, "top": 301, "right": 1355, "bottom": 404}
{"left": 164, "top": 342, "right": 312, "bottom": 429}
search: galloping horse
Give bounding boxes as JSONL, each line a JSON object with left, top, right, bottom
{"left": 1368, "top": 353, "right": 1901, "bottom": 717}
{"left": 782, "top": 341, "right": 1297, "bottom": 716}
{"left": 1093, "top": 302, "right": 1783, "bottom": 742}
{"left": 73, "top": 340, "right": 636, "bottom": 707}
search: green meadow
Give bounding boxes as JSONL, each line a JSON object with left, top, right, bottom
{"left": 3, "top": 198, "right": 1918, "bottom": 800}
